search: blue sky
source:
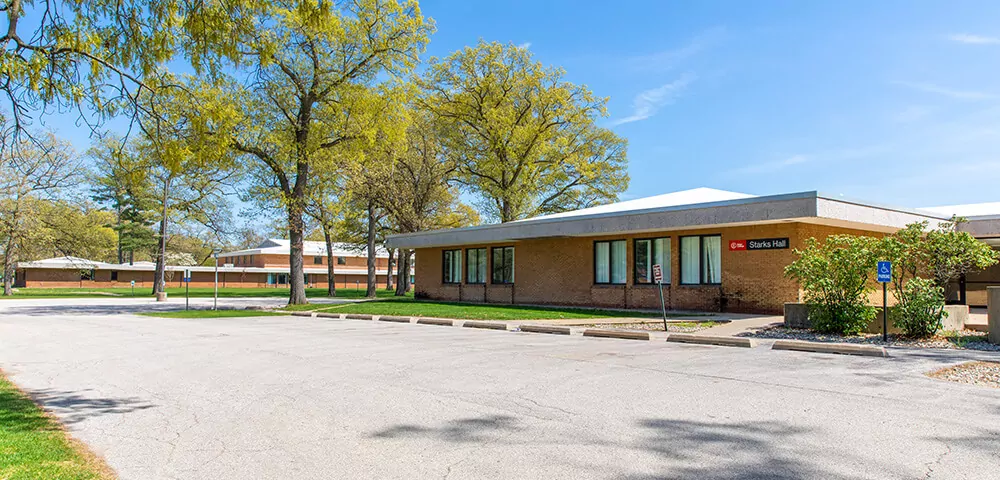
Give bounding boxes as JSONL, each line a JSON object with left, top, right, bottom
{"left": 421, "top": 0, "right": 1000, "bottom": 208}
{"left": 45, "top": 0, "right": 1000, "bottom": 214}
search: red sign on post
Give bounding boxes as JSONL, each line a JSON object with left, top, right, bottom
{"left": 652, "top": 264, "right": 663, "bottom": 283}
{"left": 729, "top": 240, "right": 747, "bottom": 251}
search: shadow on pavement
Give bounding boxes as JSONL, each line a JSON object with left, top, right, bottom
{"left": 369, "top": 415, "right": 521, "bottom": 443}
{"left": 627, "top": 418, "right": 849, "bottom": 480}
{"left": 28, "top": 388, "right": 156, "bottom": 425}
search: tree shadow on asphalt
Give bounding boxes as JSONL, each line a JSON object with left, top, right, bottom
{"left": 368, "top": 414, "right": 521, "bottom": 443}
{"left": 27, "top": 388, "right": 155, "bottom": 425}
{"left": 2, "top": 304, "right": 201, "bottom": 316}
{"left": 625, "top": 418, "right": 859, "bottom": 480}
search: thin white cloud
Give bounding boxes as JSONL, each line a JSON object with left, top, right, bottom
{"left": 517, "top": 42, "right": 532, "bottom": 49}
{"left": 608, "top": 73, "right": 696, "bottom": 126}
{"left": 891, "top": 81, "right": 997, "bottom": 100}
{"left": 629, "top": 27, "right": 726, "bottom": 71}
{"left": 946, "top": 33, "right": 1000, "bottom": 44}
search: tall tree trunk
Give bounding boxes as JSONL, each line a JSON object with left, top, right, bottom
{"left": 365, "top": 200, "right": 377, "bottom": 298}
{"left": 2, "top": 256, "right": 13, "bottom": 296}
{"left": 152, "top": 177, "right": 170, "bottom": 295}
{"left": 385, "top": 248, "right": 395, "bottom": 291}
{"left": 403, "top": 250, "right": 412, "bottom": 293}
{"left": 116, "top": 204, "right": 123, "bottom": 264}
{"left": 323, "top": 223, "right": 336, "bottom": 297}
{"left": 395, "top": 248, "right": 410, "bottom": 296}
{"left": 287, "top": 201, "right": 308, "bottom": 305}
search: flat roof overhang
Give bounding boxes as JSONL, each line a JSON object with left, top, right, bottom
{"left": 386, "top": 191, "right": 949, "bottom": 249}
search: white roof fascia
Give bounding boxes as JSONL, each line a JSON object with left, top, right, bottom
{"left": 386, "top": 191, "right": 951, "bottom": 249}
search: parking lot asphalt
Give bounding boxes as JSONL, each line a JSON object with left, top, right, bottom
{"left": 0, "top": 298, "right": 998, "bottom": 479}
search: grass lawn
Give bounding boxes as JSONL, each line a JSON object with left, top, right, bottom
{"left": 284, "top": 297, "right": 667, "bottom": 320}
{"left": 0, "top": 372, "right": 114, "bottom": 479}
{"left": 1, "top": 287, "right": 406, "bottom": 300}
{"left": 137, "top": 310, "right": 288, "bottom": 319}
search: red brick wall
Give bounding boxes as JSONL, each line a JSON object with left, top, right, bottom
{"left": 414, "top": 222, "right": 884, "bottom": 314}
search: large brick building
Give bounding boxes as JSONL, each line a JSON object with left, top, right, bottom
{"left": 14, "top": 239, "right": 409, "bottom": 290}
{"left": 386, "top": 188, "right": 1000, "bottom": 314}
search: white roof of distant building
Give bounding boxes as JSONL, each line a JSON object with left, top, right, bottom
{"left": 16, "top": 256, "right": 401, "bottom": 275}
{"left": 518, "top": 187, "right": 756, "bottom": 222}
{"left": 919, "top": 202, "right": 1000, "bottom": 219}
{"left": 219, "top": 238, "right": 389, "bottom": 258}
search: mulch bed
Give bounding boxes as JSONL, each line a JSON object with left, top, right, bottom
{"left": 582, "top": 322, "right": 713, "bottom": 333}
{"left": 927, "top": 361, "right": 1000, "bottom": 388}
{"left": 740, "top": 326, "right": 1000, "bottom": 352}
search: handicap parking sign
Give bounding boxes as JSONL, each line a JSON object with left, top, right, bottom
{"left": 877, "top": 261, "right": 892, "bottom": 283}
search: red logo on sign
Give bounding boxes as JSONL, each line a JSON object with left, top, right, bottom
{"left": 729, "top": 240, "right": 747, "bottom": 251}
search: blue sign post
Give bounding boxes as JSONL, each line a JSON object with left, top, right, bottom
{"left": 877, "top": 261, "right": 892, "bottom": 342}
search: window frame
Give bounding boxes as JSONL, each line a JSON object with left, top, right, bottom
{"left": 679, "top": 234, "right": 722, "bottom": 285}
{"left": 593, "top": 239, "right": 628, "bottom": 285}
{"left": 337, "top": 256, "right": 347, "bottom": 265}
{"left": 491, "top": 246, "right": 515, "bottom": 284}
{"left": 313, "top": 256, "right": 323, "bottom": 265}
{"left": 442, "top": 249, "right": 462, "bottom": 284}
{"left": 633, "top": 237, "right": 671, "bottom": 285}
{"left": 465, "top": 248, "right": 487, "bottom": 284}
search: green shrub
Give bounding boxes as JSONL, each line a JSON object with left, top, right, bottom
{"left": 785, "top": 235, "right": 880, "bottom": 335}
{"left": 891, "top": 278, "right": 947, "bottom": 338}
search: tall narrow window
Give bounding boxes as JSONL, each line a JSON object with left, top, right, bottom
{"left": 491, "top": 246, "right": 514, "bottom": 284}
{"left": 466, "top": 248, "right": 487, "bottom": 284}
{"left": 313, "top": 256, "right": 323, "bottom": 265}
{"left": 337, "top": 256, "right": 347, "bottom": 265}
{"left": 442, "top": 249, "right": 462, "bottom": 284}
{"left": 594, "top": 240, "right": 627, "bottom": 284}
{"left": 680, "top": 235, "right": 722, "bottom": 285}
{"left": 635, "top": 237, "right": 670, "bottom": 284}
{"left": 702, "top": 236, "right": 722, "bottom": 284}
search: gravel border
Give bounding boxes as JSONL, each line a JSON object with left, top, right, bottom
{"left": 739, "top": 326, "right": 1000, "bottom": 352}
{"left": 927, "top": 361, "right": 1000, "bottom": 388}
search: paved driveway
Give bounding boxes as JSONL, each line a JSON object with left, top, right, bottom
{"left": 1, "top": 299, "right": 998, "bottom": 479}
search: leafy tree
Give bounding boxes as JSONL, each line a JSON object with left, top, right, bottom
{"left": 89, "top": 137, "right": 158, "bottom": 264}
{"left": 0, "top": 0, "right": 257, "bottom": 139}
{"left": 137, "top": 78, "right": 241, "bottom": 294}
{"left": 223, "top": 0, "right": 432, "bottom": 304}
{"left": 924, "top": 217, "right": 999, "bottom": 298}
{"left": 0, "top": 129, "right": 80, "bottom": 295}
{"left": 38, "top": 201, "right": 118, "bottom": 262}
{"left": 785, "top": 235, "right": 880, "bottom": 335}
{"left": 418, "top": 40, "right": 629, "bottom": 222}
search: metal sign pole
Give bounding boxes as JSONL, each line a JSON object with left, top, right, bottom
{"left": 213, "top": 252, "right": 219, "bottom": 311}
{"left": 883, "top": 282, "right": 888, "bottom": 342}
{"left": 658, "top": 280, "right": 667, "bottom": 331}
{"left": 186, "top": 280, "right": 190, "bottom": 311}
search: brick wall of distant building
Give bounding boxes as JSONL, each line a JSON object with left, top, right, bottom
{"left": 414, "top": 222, "right": 883, "bottom": 314}
{"left": 17, "top": 267, "right": 391, "bottom": 290}
{"left": 221, "top": 253, "right": 390, "bottom": 269}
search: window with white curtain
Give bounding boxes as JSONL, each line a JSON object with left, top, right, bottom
{"left": 595, "top": 240, "right": 627, "bottom": 284}
{"left": 680, "top": 235, "right": 722, "bottom": 285}
{"left": 635, "top": 237, "right": 670, "bottom": 284}
{"left": 466, "top": 248, "right": 487, "bottom": 284}
{"left": 442, "top": 249, "right": 462, "bottom": 284}
{"left": 701, "top": 236, "right": 722, "bottom": 284}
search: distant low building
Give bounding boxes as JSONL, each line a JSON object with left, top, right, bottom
{"left": 13, "top": 239, "right": 412, "bottom": 289}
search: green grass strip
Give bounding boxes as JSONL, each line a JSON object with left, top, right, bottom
{"left": 0, "top": 373, "right": 115, "bottom": 479}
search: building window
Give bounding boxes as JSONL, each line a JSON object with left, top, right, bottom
{"left": 337, "top": 256, "right": 347, "bottom": 265}
{"left": 80, "top": 269, "right": 95, "bottom": 281}
{"left": 594, "top": 240, "right": 627, "bottom": 284}
{"left": 442, "top": 249, "right": 462, "bottom": 284}
{"left": 680, "top": 235, "right": 722, "bottom": 285}
{"left": 313, "top": 256, "right": 323, "bottom": 265}
{"left": 635, "top": 237, "right": 670, "bottom": 284}
{"left": 466, "top": 248, "right": 487, "bottom": 284}
{"left": 110, "top": 270, "right": 119, "bottom": 281}
{"left": 491, "top": 246, "right": 514, "bottom": 284}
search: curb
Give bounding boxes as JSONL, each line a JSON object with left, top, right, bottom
{"left": 771, "top": 339, "right": 888, "bottom": 357}
{"left": 462, "top": 321, "right": 508, "bottom": 330}
{"left": 315, "top": 312, "right": 342, "bottom": 319}
{"left": 290, "top": 312, "right": 315, "bottom": 318}
{"left": 519, "top": 324, "right": 572, "bottom": 335}
{"left": 379, "top": 315, "right": 413, "bottom": 323}
{"left": 666, "top": 334, "right": 757, "bottom": 348}
{"left": 344, "top": 314, "right": 374, "bottom": 321}
{"left": 582, "top": 329, "right": 650, "bottom": 341}
{"left": 417, "top": 318, "right": 454, "bottom": 326}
